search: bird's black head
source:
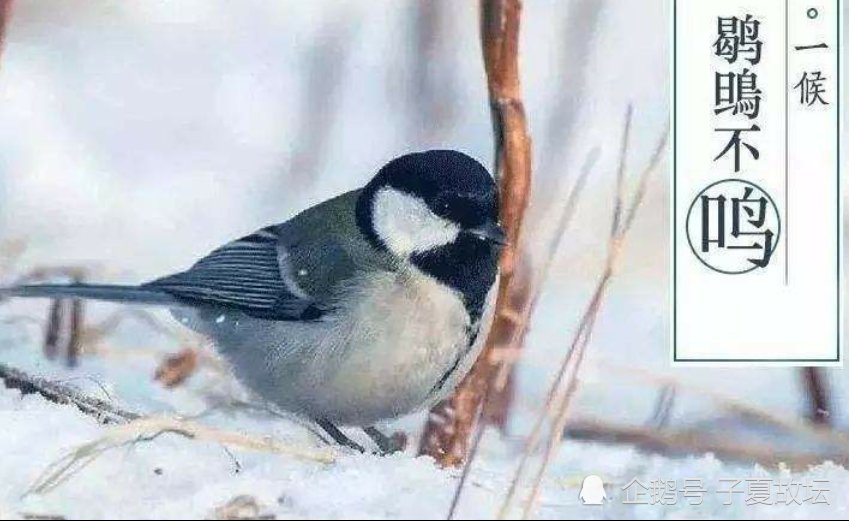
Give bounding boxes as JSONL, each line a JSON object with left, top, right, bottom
{"left": 356, "top": 150, "right": 504, "bottom": 321}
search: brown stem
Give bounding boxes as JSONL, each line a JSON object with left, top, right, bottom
{"left": 564, "top": 417, "right": 849, "bottom": 471}
{"left": 38, "top": 269, "right": 86, "bottom": 368}
{"left": 801, "top": 367, "right": 831, "bottom": 425}
{"left": 418, "top": 0, "right": 532, "bottom": 468}
{"left": 485, "top": 0, "right": 607, "bottom": 429}
{"left": 0, "top": 0, "right": 12, "bottom": 55}
{"left": 43, "top": 299, "right": 64, "bottom": 361}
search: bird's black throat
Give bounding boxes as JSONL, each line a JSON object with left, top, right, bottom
{"left": 409, "top": 236, "right": 499, "bottom": 324}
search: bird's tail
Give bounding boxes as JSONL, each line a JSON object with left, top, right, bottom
{"left": 0, "top": 283, "right": 183, "bottom": 307}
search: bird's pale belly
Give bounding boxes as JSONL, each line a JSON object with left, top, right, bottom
{"left": 194, "top": 270, "right": 489, "bottom": 426}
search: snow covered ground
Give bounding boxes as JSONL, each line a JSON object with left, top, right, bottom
{"left": 0, "top": 360, "right": 846, "bottom": 520}
{"left": 1, "top": 301, "right": 847, "bottom": 520}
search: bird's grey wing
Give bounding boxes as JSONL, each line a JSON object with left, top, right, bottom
{"left": 143, "top": 225, "right": 319, "bottom": 320}
{"left": 272, "top": 189, "right": 392, "bottom": 301}
{"left": 143, "top": 189, "right": 376, "bottom": 320}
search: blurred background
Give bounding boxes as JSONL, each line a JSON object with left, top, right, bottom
{"left": 0, "top": 1, "right": 848, "bottom": 517}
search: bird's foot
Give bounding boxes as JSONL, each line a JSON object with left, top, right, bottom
{"left": 363, "top": 426, "right": 407, "bottom": 455}
{"left": 315, "top": 420, "right": 406, "bottom": 455}
{"left": 316, "top": 419, "right": 365, "bottom": 453}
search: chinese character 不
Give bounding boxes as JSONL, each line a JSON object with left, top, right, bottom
{"left": 714, "top": 124, "right": 760, "bottom": 172}
{"left": 715, "top": 69, "right": 762, "bottom": 118}
{"left": 714, "top": 14, "right": 763, "bottom": 65}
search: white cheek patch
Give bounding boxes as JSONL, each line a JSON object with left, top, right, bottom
{"left": 372, "top": 187, "right": 460, "bottom": 257}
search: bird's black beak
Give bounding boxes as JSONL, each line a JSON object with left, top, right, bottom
{"left": 466, "top": 221, "right": 508, "bottom": 246}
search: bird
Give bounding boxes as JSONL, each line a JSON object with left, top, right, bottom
{"left": 0, "top": 149, "right": 506, "bottom": 453}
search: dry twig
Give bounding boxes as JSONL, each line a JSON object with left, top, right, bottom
{"left": 41, "top": 269, "right": 86, "bottom": 367}
{"left": 600, "top": 359, "right": 849, "bottom": 450}
{"left": 154, "top": 347, "right": 200, "bottom": 388}
{"left": 497, "top": 109, "right": 668, "bottom": 519}
{"left": 564, "top": 417, "right": 849, "bottom": 471}
{"left": 0, "top": 362, "right": 139, "bottom": 424}
{"left": 801, "top": 367, "right": 832, "bottom": 425}
{"left": 6, "top": 265, "right": 90, "bottom": 366}
{"left": 0, "top": 365, "right": 335, "bottom": 497}
{"left": 488, "top": 148, "right": 599, "bottom": 400}
{"left": 26, "top": 415, "right": 335, "bottom": 496}
{"left": 0, "top": 0, "right": 12, "bottom": 56}
{"left": 445, "top": 149, "right": 598, "bottom": 519}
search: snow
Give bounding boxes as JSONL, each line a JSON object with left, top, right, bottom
{"left": 1, "top": 388, "right": 848, "bottom": 520}
{"left": 0, "top": 329, "right": 848, "bottom": 520}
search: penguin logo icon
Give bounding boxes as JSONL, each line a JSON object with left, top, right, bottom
{"left": 579, "top": 475, "right": 607, "bottom": 505}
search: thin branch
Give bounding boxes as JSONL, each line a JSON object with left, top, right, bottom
{"left": 609, "top": 104, "right": 633, "bottom": 238}
{"left": 519, "top": 117, "right": 668, "bottom": 520}
{"left": 0, "top": 363, "right": 139, "bottom": 424}
{"left": 490, "top": 147, "right": 599, "bottom": 393}
{"left": 600, "top": 359, "right": 849, "bottom": 450}
{"left": 521, "top": 120, "right": 668, "bottom": 520}
{"left": 621, "top": 125, "right": 669, "bottom": 232}
{"left": 519, "top": 265, "right": 606, "bottom": 519}
{"left": 563, "top": 417, "right": 849, "bottom": 471}
{"left": 0, "top": 0, "right": 12, "bottom": 57}
{"left": 0, "top": 367, "right": 335, "bottom": 497}
{"left": 483, "top": 0, "right": 607, "bottom": 432}
{"left": 445, "top": 147, "right": 599, "bottom": 516}
{"left": 446, "top": 400, "right": 485, "bottom": 520}
{"left": 41, "top": 271, "right": 85, "bottom": 367}
{"left": 26, "top": 415, "right": 336, "bottom": 496}
{"left": 496, "top": 114, "right": 634, "bottom": 520}
{"left": 801, "top": 367, "right": 832, "bottom": 425}
{"left": 496, "top": 111, "right": 668, "bottom": 519}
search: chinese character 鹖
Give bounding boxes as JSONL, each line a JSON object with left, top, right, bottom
{"left": 714, "top": 15, "right": 763, "bottom": 65}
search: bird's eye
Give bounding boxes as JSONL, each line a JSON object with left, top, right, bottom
{"left": 433, "top": 198, "right": 452, "bottom": 216}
